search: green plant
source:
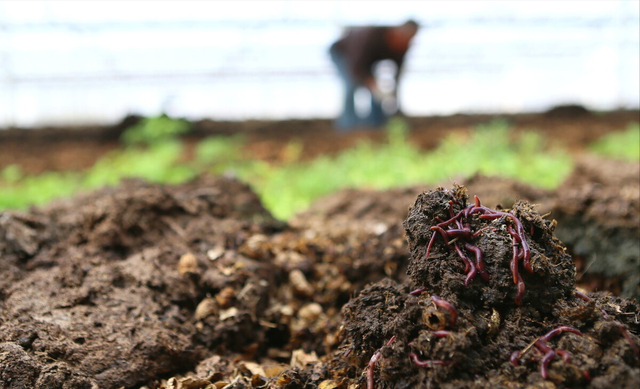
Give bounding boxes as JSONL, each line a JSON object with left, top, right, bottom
{"left": 195, "top": 135, "right": 245, "bottom": 166}
{"left": 0, "top": 164, "right": 23, "bottom": 183}
{"left": 0, "top": 141, "right": 196, "bottom": 210}
{"left": 241, "top": 119, "right": 573, "bottom": 220}
{"left": 84, "top": 140, "right": 196, "bottom": 187}
{"left": 121, "top": 114, "right": 190, "bottom": 146}
{"left": 0, "top": 119, "right": 576, "bottom": 220}
{"left": 0, "top": 170, "right": 82, "bottom": 210}
{"left": 589, "top": 123, "right": 640, "bottom": 161}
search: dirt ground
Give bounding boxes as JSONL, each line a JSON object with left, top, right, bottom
{"left": 1, "top": 166, "right": 638, "bottom": 388}
{"left": 0, "top": 110, "right": 638, "bottom": 388}
{"left": 0, "top": 109, "right": 638, "bottom": 174}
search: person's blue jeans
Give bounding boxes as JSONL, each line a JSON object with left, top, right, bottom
{"left": 330, "top": 47, "right": 386, "bottom": 131}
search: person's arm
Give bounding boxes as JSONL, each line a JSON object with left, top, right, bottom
{"left": 391, "top": 55, "right": 407, "bottom": 112}
{"left": 393, "top": 54, "right": 407, "bottom": 92}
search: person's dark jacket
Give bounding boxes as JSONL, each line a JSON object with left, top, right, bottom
{"left": 330, "top": 26, "right": 408, "bottom": 85}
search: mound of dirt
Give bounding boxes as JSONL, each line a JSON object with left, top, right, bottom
{"left": 549, "top": 157, "right": 640, "bottom": 299}
{"left": 0, "top": 176, "right": 414, "bottom": 388}
{"left": 0, "top": 178, "right": 638, "bottom": 389}
{"left": 0, "top": 177, "right": 287, "bottom": 388}
{"left": 336, "top": 186, "right": 639, "bottom": 389}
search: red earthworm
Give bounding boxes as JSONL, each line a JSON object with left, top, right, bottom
{"left": 454, "top": 243, "right": 476, "bottom": 286}
{"left": 507, "top": 224, "right": 521, "bottom": 242}
{"left": 539, "top": 326, "right": 582, "bottom": 342}
{"left": 432, "top": 330, "right": 452, "bottom": 337}
{"left": 463, "top": 205, "right": 482, "bottom": 218}
{"left": 555, "top": 349, "right": 573, "bottom": 363}
{"left": 511, "top": 239, "right": 526, "bottom": 305}
{"left": 367, "top": 336, "right": 396, "bottom": 389}
{"left": 452, "top": 242, "right": 471, "bottom": 273}
{"left": 367, "top": 351, "right": 383, "bottom": 389}
{"left": 430, "top": 226, "right": 451, "bottom": 243}
{"left": 461, "top": 195, "right": 485, "bottom": 218}
{"left": 409, "top": 352, "right": 454, "bottom": 367}
{"left": 617, "top": 323, "right": 639, "bottom": 359}
{"left": 447, "top": 200, "right": 456, "bottom": 218}
{"left": 425, "top": 225, "right": 453, "bottom": 260}
{"left": 453, "top": 212, "right": 465, "bottom": 230}
{"left": 410, "top": 287, "right": 427, "bottom": 296}
{"left": 478, "top": 210, "right": 532, "bottom": 273}
{"left": 464, "top": 242, "right": 489, "bottom": 282}
{"left": 535, "top": 326, "right": 583, "bottom": 379}
{"left": 472, "top": 225, "right": 495, "bottom": 238}
{"left": 435, "top": 211, "right": 464, "bottom": 228}
{"left": 431, "top": 295, "right": 457, "bottom": 327}
{"left": 537, "top": 341, "right": 556, "bottom": 379}
{"left": 509, "top": 351, "right": 521, "bottom": 366}
{"left": 444, "top": 228, "right": 474, "bottom": 239}
{"left": 510, "top": 242, "right": 520, "bottom": 284}
{"left": 425, "top": 231, "right": 438, "bottom": 260}
{"left": 575, "top": 290, "right": 590, "bottom": 301}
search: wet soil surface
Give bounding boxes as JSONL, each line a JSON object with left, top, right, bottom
{"left": 1, "top": 155, "right": 638, "bottom": 388}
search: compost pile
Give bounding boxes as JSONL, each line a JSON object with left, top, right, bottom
{"left": 0, "top": 176, "right": 638, "bottom": 389}
{"left": 337, "top": 186, "right": 638, "bottom": 389}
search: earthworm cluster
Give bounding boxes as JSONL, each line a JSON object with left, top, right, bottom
{"left": 355, "top": 187, "right": 639, "bottom": 388}
{"left": 510, "top": 326, "right": 584, "bottom": 379}
{"left": 425, "top": 194, "right": 533, "bottom": 305}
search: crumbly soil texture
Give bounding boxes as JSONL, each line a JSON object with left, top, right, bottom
{"left": 1, "top": 174, "right": 638, "bottom": 388}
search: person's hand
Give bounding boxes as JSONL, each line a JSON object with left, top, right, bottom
{"left": 369, "top": 84, "right": 395, "bottom": 103}
{"left": 365, "top": 78, "right": 386, "bottom": 102}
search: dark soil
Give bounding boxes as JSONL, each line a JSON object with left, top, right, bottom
{"left": 549, "top": 157, "right": 640, "bottom": 299}
{"left": 0, "top": 176, "right": 409, "bottom": 388}
{"left": 340, "top": 186, "right": 637, "bottom": 389}
{"left": 0, "top": 168, "right": 638, "bottom": 388}
{"left": 0, "top": 109, "right": 638, "bottom": 389}
{"left": 1, "top": 178, "right": 284, "bottom": 388}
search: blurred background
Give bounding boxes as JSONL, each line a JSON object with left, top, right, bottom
{"left": 0, "top": 0, "right": 639, "bottom": 222}
{"left": 0, "top": 0, "right": 638, "bottom": 127}
{"left": 1, "top": 1, "right": 639, "bottom": 295}
{"left": 0, "top": 0, "right": 638, "bottom": 334}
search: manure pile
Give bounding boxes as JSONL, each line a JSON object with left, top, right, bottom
{"left": 1, "top": 160, "right": 638, "bottom": 389}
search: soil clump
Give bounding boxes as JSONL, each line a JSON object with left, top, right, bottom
{"left": 338, "top": 186, "right": 638, "bottom": 389}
